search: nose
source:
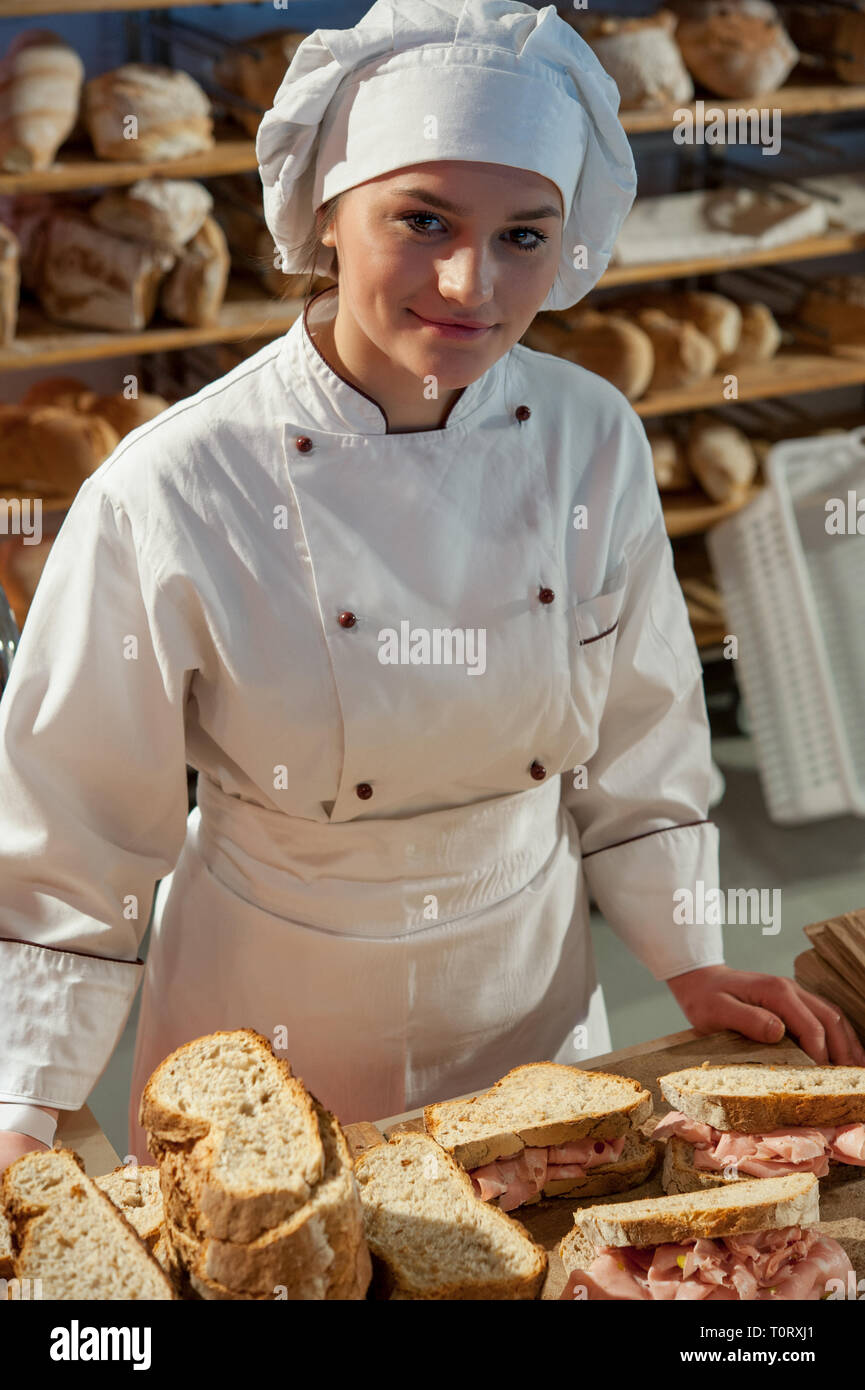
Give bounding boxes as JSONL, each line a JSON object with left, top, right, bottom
{"left": 435, "top": 243, "right": 495, "bottom": 307}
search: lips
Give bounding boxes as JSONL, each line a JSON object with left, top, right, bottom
{"left": 412, "top": 311, "right": 493, "bottom": 329}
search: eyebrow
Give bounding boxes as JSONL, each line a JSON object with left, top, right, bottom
{"left": 389, "top": 185, "right": 562, "bottom": 221}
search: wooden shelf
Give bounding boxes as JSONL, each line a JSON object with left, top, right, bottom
{"left": 620, "top": 79, "right": 865, "bottom": 133}
{"left": 600, "top": 230, "right": 865, "bottom": 289}
{"left": 0, "top": 130, "right": 257, "bottom": 196}
{"left": 633, "top": 349, "right": 865, "bottom": 418}
{"left": 0, "top": 284, "right": 303, "bottom": 371}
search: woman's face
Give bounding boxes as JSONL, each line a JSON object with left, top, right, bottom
{"left": 320, "top": 160, "right": 564, "bottom": 391}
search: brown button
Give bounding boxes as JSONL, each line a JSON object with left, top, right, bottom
{"left": 515, "top": 405, "right": 531, "bottom": 422}
{"left": 539, "top": 587, "right": 555, "bottom": 604}
{"left": 356, "top": 782, "right": 373, "bottom": 799}
{"left": 338, "top": 611, "right": 357, "bottom": 628}
{"left": 295, "top": 436, "right": 313, "bottom": 452}
{"left": 530, "top": 760, "right": 546, "bottom": 780}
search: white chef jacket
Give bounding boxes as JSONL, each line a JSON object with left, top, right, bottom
{"left": 0, "top": 286, "right": 724, "bottom": 1160}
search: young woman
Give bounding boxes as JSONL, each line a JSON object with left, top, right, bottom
{"left": 1, "top": 0, "right": 861, "bottom": 1172}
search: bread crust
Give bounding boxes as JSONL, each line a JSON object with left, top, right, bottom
{"left": 424, "top": 1063, "right": 653, "bottom": 1170}
{"left": 660, "top": 1064, "right": 865, "bottom": 1131}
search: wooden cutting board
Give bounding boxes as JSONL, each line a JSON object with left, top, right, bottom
{"left": 345, "top": 1029, "right": 865, "bottom": 1298}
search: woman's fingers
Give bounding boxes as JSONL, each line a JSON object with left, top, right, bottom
{"left": 788, "top": 984, "right": 865, "bottom": 1065}
{"left": 698, "top": 989, "right": 786, "bottom": 1046}
{"left": 736, "top": 975, "right": 865, "bottom": 1065}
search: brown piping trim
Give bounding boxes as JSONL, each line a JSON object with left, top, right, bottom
{"left": 581, "top": 819, "right": 711, "bottom": 860}
{"left": 0, "top": 937, "right": 143, "bottom": 968}
{"left": 302, "top": 284, "right": 466, "bottom": 434}
{"left": 580, "top": 621, "right": 619, "bottom": 646}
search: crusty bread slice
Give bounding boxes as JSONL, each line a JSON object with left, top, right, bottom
{"left": 94, "top": 1164, "right": 163, "bottom": 1250}
{"left": 662, "top": 1133, "right": 865, "bottom": 1196}
{"left": 0, "top": 1207, "right": 12, "bottom": 1280}
{"left": 424, "top": 1063, "right": 653, "bottom": 1169}
{"left": 161, "top": 1099, "right": 371, "bottom": 1298}
{"left": 354, "top": 1130, "right": 546, "bottom": 1299}
{"left": 560, "top": 1170, "right": 820, "bottom": 1272}
{"left": 140, "top": 1029, "right": 324, "bottom": 1242}
{"left": 659, "top": 1064, "right": 865, "bottom": 1131}
{"left": 1, "top": 1148, "right": 174, "bottom": 1299}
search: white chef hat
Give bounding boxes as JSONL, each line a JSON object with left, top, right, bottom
{"left": 256, "top": 0, "right": 636, "bottom": 311}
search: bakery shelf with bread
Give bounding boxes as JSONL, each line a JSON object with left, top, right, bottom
{"left": 0, "top": 128, "right": 257, "bottom": 197}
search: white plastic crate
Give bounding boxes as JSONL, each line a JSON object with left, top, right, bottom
{"left": 706, "top": 425, "right": 865, "bottom": 825}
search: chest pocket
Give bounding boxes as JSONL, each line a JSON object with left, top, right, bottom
{"left": 568, "top": 556, "right": 629, "bottom": 749}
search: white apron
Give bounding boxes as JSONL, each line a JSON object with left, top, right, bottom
{"left": 128, "top": 771, "right": 610, "bottom": 1161}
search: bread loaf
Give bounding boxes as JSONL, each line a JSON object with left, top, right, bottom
{"left": 158, "top": 214, "right": 229, "bottom": 326}
{"left": 673, "top": 0, "right": 799, "bottom": 97}
{"left": 647, "top": 424, "right": 693, "bottom": 490}
{"left": 796, "top": 275, "right": 865, "bottom": 347}
{"left": 546, "top": 308, "right": 655, "bottom": 400}
{"left": 0, "top": 404, "right": 117, "bottom": 495}
{"left": 565, "top": 9, "right": 693, "bottom": 109}
{"left": 718, "top": 300, "right": 781, "bottom": 367}
{"left": 635, "top": 307, "right": 717, "bottom": 391}
{"left": 614, "top": 289, "right": 742, "bottom": 357}
{"left": 20, "top": 374, "right": 89, "bottom": 409}
{"left": 214, "top": 29, "right": 308, "bottom": 136}
{"left": 90, "top": 178, "right": 213, "bottom": 254}
{"left": 0, "top": 218, "right": 18, "bottom": 345}
{"left": 77, "top": 389, "right": 169, "bottom": 436}
{"left": 83, "top": 64, "right": 213, "bottom": 162}
{"left": 0, "top": 29, "right": 84, "bottom": 172}
{"left": 37, "top": 209, "right": 175, "bottom": 331}
{"left": 687, "top": 412, "right": 758, "bottom": 503}
{"left": 833, "top": 5, "right": 865, "bottom": 84}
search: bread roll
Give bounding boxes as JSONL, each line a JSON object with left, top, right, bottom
{"left": 718, "top": 300, "right": 781, "bottom": 367}
{"left": 565, "top": 9, "right": 693, "bottom": 110}
{"left": 37, "top": 210, "right": 175, "bottom": 331}
{"left": 77, "top": 389, "right": 169, "bottom": 437}
{"left": 673, "top": 0, "right": 799, "bottom": 97}
{"left": 214, "top": 29, "right": 308, "bottom": 137}
{"left": 159, "top": 215, "right": 229, "bottom": 327}
{"left": 647, "top": 425, "right": 693, "bottom": 490}
{"left": 83, "top": 64, "right": 213, "bottom": 162}
{"left": 90, "top": 179, "right": 213, "bottom": 254}
{"left": 20, "top": 375, "right": 89, "bottom": 409}
{"left": 614, "top": 290, "right": 742, "bottom": 357}
{"left": 0, "top": 191, "right": 86, "bottom": 292}
{"left": 0, "top": 405, "right": 117, "bottom": 496}
{"left": 0, "top": 29, "right": 84, "bottom": 172}
{"left": 635, "top": 308, "right": 717, "bottom": 391}
{"left": 686, "top": 412, "right": 757, "bottom": 503}
{"left": 549, "top": 308, "right": 656, "bottom": 400}
{"left": 0, "top": 219, "right": 19, "bottom": 346}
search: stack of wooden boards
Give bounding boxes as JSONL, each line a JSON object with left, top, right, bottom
{"left": 795, "top": 909, "right": 865, "bottom": 1044}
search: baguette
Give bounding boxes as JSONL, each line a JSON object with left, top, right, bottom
{"left": 354, "top": 1130, "right": 546, "bottom": 1299}
{"left": 1, "top": 1149, "right": 174, "bottom": 1299}
{"left": 424, "top": 1062, "right": 653, "bottom": 1170}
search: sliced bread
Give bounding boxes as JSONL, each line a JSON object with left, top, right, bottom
{"left": 140, "top": 1029, "right": 325, "bottom": 1242}
{"left": 1, "top": 1148, "right": 174, "bottom": 1299}
{"left": 94, "top": 1164, "right": 163, "bottom": 1250}
{"left": 424, "top": 1062, "right": 653, "bottom": 1169}
{"left": 659, "top": 1064, "right": 865, "bottom": 1131}
{"left": 161, "top": 1099, "right": 371, "bottom": 1299}
{"left": 560, "top": 1171, "right": 820, "bottom": 1272}
{"left": 354, "top": 1130, "right": 547, "bottom": 1299}
{"left": 662, "top": 1133, "right": 865, "bottom": 1196}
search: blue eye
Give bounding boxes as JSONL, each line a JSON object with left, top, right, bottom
{"left": 400, "top": 213, "right": 549, "bottom": 253}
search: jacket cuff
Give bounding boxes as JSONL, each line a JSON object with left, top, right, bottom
{"left": 0, "top": 939, "right": 143, "bottom": 1109}
{"left": 581, "top": 820, "right": 725, "bottom": 981}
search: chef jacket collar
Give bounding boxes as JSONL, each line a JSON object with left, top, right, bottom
{"left": 276, "top": 283, "right": 506, "bottom": 436}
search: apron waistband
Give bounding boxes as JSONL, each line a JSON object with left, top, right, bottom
{"left": 193, "top": 772, "right": 568, "bottom": 936}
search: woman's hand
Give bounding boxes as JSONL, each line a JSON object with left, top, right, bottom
{"left": 0, "top": 1129, "right": 51, "bottom": 1177}
{"left": 666, "top": 963, "right": 865, "bottom": 1066}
